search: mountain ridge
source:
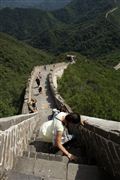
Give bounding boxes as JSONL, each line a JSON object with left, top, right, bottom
{"left": 0, "top": 0, "right": 72, "bottom": 10}
{"left": 0, "top": 0, "right": 120, "bottom": 57}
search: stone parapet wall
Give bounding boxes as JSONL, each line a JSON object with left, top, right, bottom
{"left": 49, "top": 62, "right": 120, "bottom": 179}
{"left": 0, "top": 113, "right": 39, "bottom": 175}
{"left": 78, "top": 116, "right": 120, "bottom": 178}
{"left": 49, "top": 62, "right": 72, "bottom": 112}
{"left": 0, "top": 113, "right": 36, "bottom": 131}
{"left": 0, "top": 65, "right": 42, "bottom": 176}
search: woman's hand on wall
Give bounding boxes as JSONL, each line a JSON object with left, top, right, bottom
{"left": 67, "top": 153, "right": 78, "bottom": 161}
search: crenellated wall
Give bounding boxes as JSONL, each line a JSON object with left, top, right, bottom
{"left": 0, "top": 113, "right": 39, "bottom": 174}
{"left": 48, "top": 63, "right": 120, "bottom": 179}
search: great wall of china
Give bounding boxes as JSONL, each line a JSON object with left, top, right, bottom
{"left": 0, "top": 62, "right": 120, "bottom": 180}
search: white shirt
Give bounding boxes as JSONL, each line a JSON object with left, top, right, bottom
{"left": 39, "top": 112, "right": 67, "bottom": 143}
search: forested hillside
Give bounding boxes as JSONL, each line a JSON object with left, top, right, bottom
{"left": 0, "top": 33, "right": 54, "bottom": 117}
{"left": 58, "top": 54, "right": 120, "bottom": 121}
{"left": 0, "top": 0, "right": 120, "bottom": 57}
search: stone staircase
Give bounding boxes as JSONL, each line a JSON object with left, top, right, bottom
{"left": 8, "top": 156, "right": 107, "bottom": 180}
{"left": 7, "top": 124, "right": 112, "bottom": 180}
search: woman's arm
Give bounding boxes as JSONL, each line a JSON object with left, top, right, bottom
{"left": 55, "top": 131, "right": 77, "bottom": 160}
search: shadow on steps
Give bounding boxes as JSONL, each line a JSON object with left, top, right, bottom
{"left": 29, "top": 138, "right": 89, "bottom": 165}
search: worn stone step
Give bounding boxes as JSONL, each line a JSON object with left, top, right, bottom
{"left": 23, "top": 151, "right": 63, "bottom": 161}
{"left": 8, "top": 171, "right": 41, "bottom": 180}
{"left": 8, "top": 171, "right": 64, "bottom": 180}
{"left": 27, "top": 144, "right": 36, "bottom": 152}
{"left": 9, "top": 157, "right": 111, "bottom": 180}
{"left": 27, "top": 143, "right": 88, "bottom": 165}
{"left": 67, "top": 163, "right": 112, "bottom": 180}
{"left": 12, "top": 157, "right": 66, "bottom": 179}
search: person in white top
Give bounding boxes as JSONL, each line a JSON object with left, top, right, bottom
{"left": 39, "top": 112, "right": 82, "bottom": 161}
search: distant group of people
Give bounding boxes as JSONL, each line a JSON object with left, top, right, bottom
{"left": 36, "top": 71, "right": 42, "bottom": 94}
{"left": 27, "top": 72, "right": 42, "bottom": 113}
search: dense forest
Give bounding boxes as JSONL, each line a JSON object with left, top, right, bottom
{"left": 0, "top": 0, "right": 120, "bottom": 57}
{"left": 0, "top": 33, "right": 54, "bottom": 117}
{"left": 0, "top": 0, "right": 120, "bottom": 120}
{"left": 58, "top": 54, "right": 120, "bottom": 121}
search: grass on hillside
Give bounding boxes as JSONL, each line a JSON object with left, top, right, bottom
{"left": 58, "top": 54, "right": 120, "bottom": 121}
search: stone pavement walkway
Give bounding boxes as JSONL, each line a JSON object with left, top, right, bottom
{"left": 32, "top": 65, "right": 56, "bottom": 126}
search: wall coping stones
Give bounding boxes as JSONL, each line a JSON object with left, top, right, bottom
{"left": 81, "top": 115, "right": 120, "bottom": 144}
{"left": 0, "top": 113, "right": 37, "bottom": 131}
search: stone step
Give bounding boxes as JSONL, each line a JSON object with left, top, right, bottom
{"left": 8, "top": 156, "right": 109, "bottom": 180}
{"left": 8, "top": 171, "right": 41, "bottom": 180}
{"left": 23, "top": 151, "right": 63, "bottom": 162}
{"left": 8, "top": 171, "right": 64, "bottom": 180}
{"left": 67, "top": 163, "right": 112, "bottom": 180}
{"left": 12, "top": 156, "right": 67, "bottom": 180}
{"left": 27, "top": 144, "right": 36, "bottom": 152}
{"left": 28, "top": 138, "right": 89, "bottom": 165}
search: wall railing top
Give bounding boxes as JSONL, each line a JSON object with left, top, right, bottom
{"left": 0, "top": 113, "right": 37, "bottom": 131}
{"left": 81, "top": 115, "right": 120, "bottom": 145}
{"left": 49, "top": 62, "right": 72, "bottom": 112}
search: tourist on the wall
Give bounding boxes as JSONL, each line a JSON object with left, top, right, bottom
{"left": 36, "top": 76, "right": 40, "bottom": 87}
{"left": 28, "top": 98, "right": 38, "bottom": 113}
{"left": 38, "top": 86, "right": 42, "bottom": 94}
{"left": 38, "top": 72, "right": 42, "bottom": 79}
{"left": 39, "top": 112, "right": 82, "bottom": 161}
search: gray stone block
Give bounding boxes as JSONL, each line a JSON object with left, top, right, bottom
{"left": 30, "top": 151, "right": 36, "bottom": 158}
{"left": 34, "top": 159, "right": 66, "bottom": 179}
{"left": 68, "top": 164, "right": 107, "bottom": 180}
{"left": 36, "top": 152, "right": 49, "bottom": 160}
{"left": 62, "top": 156, "right": 69, "bottom": 164}
{"left": 49, "top": 154, "right": 56, "bottom": 161}
{"left": 8, "top": 171, "right": 42, "bottom": 180}
{"left": 14, "top": 157, "right": 35, "bottom": 175}
{"left": 29, "top": 145, "right": 36, "bottom": 152}
{"left": 23, "top": 151, "right": 28, "bottom": 157}
{"left": 55, "top": 155, "right": 63, "bottom": 161}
